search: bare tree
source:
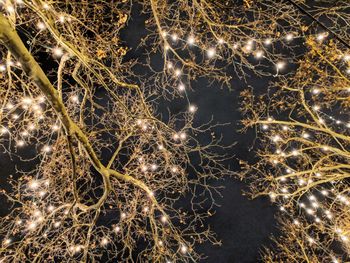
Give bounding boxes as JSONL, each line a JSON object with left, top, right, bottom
{"left": 240, "top": 2, "right": 350, "bottom": 261}
{"left": 0, "top": 0, "right": 302, "bottom": 262}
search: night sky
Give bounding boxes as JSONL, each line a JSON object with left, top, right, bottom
{"left": 119, "top": 4, "right": 279, "bottom": 263}
{"left": 0, "top": 3, "right": 285, "bottom": 263}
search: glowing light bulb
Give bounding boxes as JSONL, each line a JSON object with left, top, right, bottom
{"left": 6, "top": 5, "right": 15, "bottom": 13}
{"left": 3, "top": 238, "right": 11, "bottom": 245}
{"left": 285, "top": 33, "right": 294, "bottom": 41}
{"left": 312, "top": 88, "right": 320, "bottom": 94}
{"left": 17, "top": 140, "right": 25, "bottom": 147}
{"left": 187, "top": 36, "right": 195, "bottom": 45}
{"left": 180, "top": 245, "right": 188, "bottom": 254}
{"left": 71, "top": 95, "right": 79, "bottom": 103}
{"left": 171, "top": 33, "right": 178, "bottom": 41}
{"left": 58, "top": 15, "right": 65, "bottom": 23}
{"left": 302, "top": 133, "right": 310, "bottom": 139}
{"left": 101, "top": 237, "right": 109, "bottom": 246}
{"left": 276, "top": 61, "right": 285, "bottom": 70}
{"left": 28, "top": 221, "right": 37, "bottom": 230}
{"left": 115, "top": 226, "right": 121, "bottom": 233}
{"left": 206, "top": 48, "right": 216, "bottom": 58}
{"left": 178, "top": 83, "right": 185, "bottom": 91}
{"left": 161, "top": 215, "right": 167, "bottom": 223}
{"left": 264, "top": 38, "right": 272, "bottom": 45}
{"left": 0, "top": 64, "right": 6, "bottom": 72}
{"left": 188, "top": 105, "right": 197, "bottom": 113}
{"left": 37, "top": 22, "right": 46, "bottom": 30}
{"left": 180, "top": 132, "right": 187, "bottom": 139}
{"left": 53, "top": 47, "right": 63, "bottom": 57}
{"left": 42, "top": 145, "right": 51, "bottom": 153}
{"left": 22, "top": 97, "right": 32, "bottom": 104}
{"left": 29, "top": 180, "right": 39, "bottom": 189}
{"left": 255, "top": 50, "right": 263, "bottom": 59}
{"left": 175, "top": 69, "right": 181, "bottom": 77}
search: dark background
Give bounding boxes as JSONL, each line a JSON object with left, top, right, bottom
{"left": 0, "top": 3, "right": 288, "bottom": 263}
{"left": 120, "top": 5, "right": 279, "bottom": 263}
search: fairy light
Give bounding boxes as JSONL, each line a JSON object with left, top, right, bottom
{"left": 255, "top": 50, "right": 264, "bottom": 59}
{"left": 3, "top": 238, "right": 11, "bottom": 246}
{"left": 175, "top": 68, "right": 182, "bottom": 77}
{"left": 161, "top": 215, "right": 167, "bottom": 223}
{"left": 27, "top": 221, "right": 37, "bottom": 230}
{"left": 285, "top": 33, "right": 294, "bottom": 41}
{"left": 52, "top": 47, "right": 63, "bottom": 57}
{"left": 71, "top": 95, "right": 79, "bottom": 103}
{"left": 6, "top": 5, "right": 15, "bottom": 13}
{"left": 178, "top": 83, "right": 185, "bottom": 91}
{"left": 180, "top": 245, "right": 188, "bottom": 254}
{"left": 206, "top": 48, "right": 216, "bottom": 58}
{"left": 264, "top": 38, "right": 272, "bottom": 45}
{"left": 42, "top": 145, "right": 51, "bottom": 153}
{"left": 187, "top": 35, "right": 195, "bottom": 45}
{"left": 101, "top": 237, "right": 109, "bottom": 246}
{"left": 0, "top": 64, "right": 6, "bottom": 72}
{"left": 276, "top": 61, "right": 285, "bottom": 70}
{"left": 17, "top": 140, "right": 25, "bottom": 147}
{"left": 37, "top": 22, "right": 46, "bottom": 30}
{"left": 58, "top": 15, "right": 65, "bottom": 23}
{"left": 171, "top": 33, "right": 178, "bottom": 41}
{"left": 29, "top": 180, "right": 39, "bottom": 190}
{"left": 188, "top": 105, "right": 197, "bottom": 113}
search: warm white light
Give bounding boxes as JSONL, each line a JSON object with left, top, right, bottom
{"left": 29, "top": 180, "right": 39, "bottom": 189}
{"left": 312, "top": 88, "right": 320, "bottom": 94}
{"left": 276, "top": 62, "right": 285, "bottom": 70}
{"left": 180, "top": 245, "right": 188, "bottom": 254}
{"left": 187, "top": 36, "right": 195, "bottom": 45}
{"left": 101, "top": 237, "right": 109, "bottom": 246}
{"left": 71, "top": 95, "right": 79, "bottom": 103}
{"left": 0, "top": 64, "right": 6, "bottom": 72}
{"left": 59, "top": 15, "right": 65, "bottom": 23}
{"left": 171, "top": 33, "right": 178, "bottom": 41}
{"left": 6, "top": 5, "right": 15, "bottom": 13}
{"left": 42, "top": 145, "right": 51, "bottom": 153}
{"left": 264, "top": 38, "right": 272, "bottom": 45}
{"left": 255, "top": 50, "right": 263, "bottom": 59}
{"left": 178, "top": 83, "right": 185, "bottom": 91}
{"left": 37, "top": 22, "right": 46, "bottom": 30}
{"left": 207, "top": 48, "right": 216, "bottom": 58}
{"left": 3, "top": 238, "right": 11, "bottom": 245}
{"left": 175, "top": 69, "right": 181, "bottom": 76}
{"left": 53, "top": 47, "right": 63, "bottom": 57}
{"left": 17, "top": 140, "right": 25, "bottom": 147}
{"left": 188, "top": 105, "right": 197, "bottom": 113}
{"left": 285, "top": 33, "right": 294, "bottom": 41}
{"left": 161, "top": 215, "right": 167, "bottom": 223}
